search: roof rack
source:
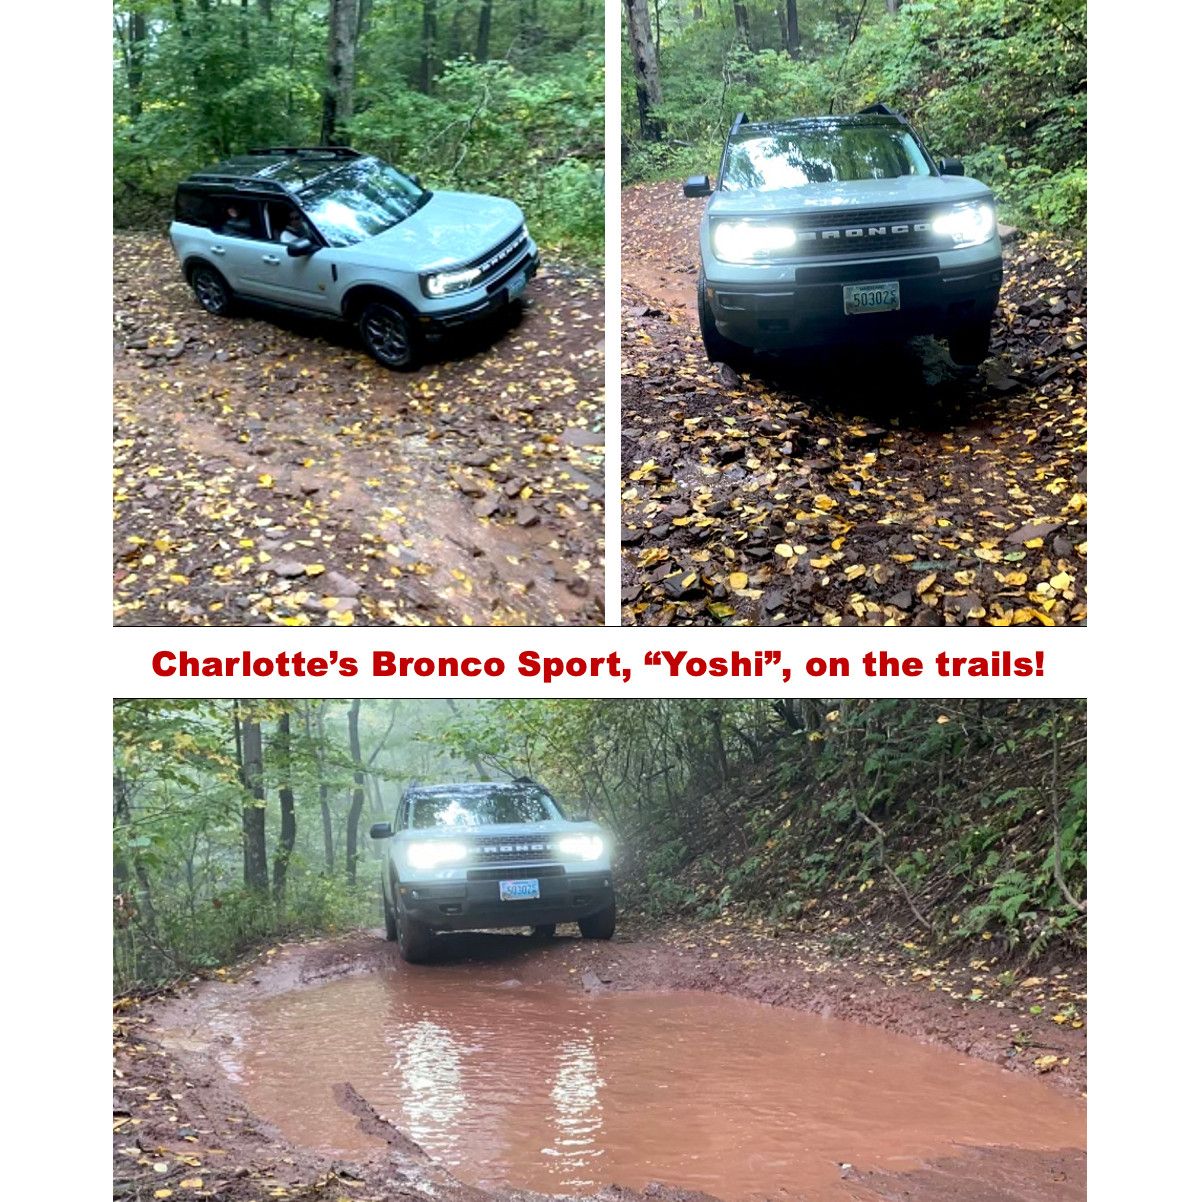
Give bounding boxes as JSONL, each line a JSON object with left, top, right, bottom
{"left": 247, "top": 145, "right": 363, "bottom": 158}
{"left": 857, "top": 102, "right": 908, "bottom": 122}
{"left": 188, "top": 172, "right": 294, "bottom": 193}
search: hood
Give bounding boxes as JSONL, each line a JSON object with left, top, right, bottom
{"left": 708, "top": 174, "right": 992, "bottom": 218}
{"left": 351, "top": 190, "right": 524, "bottom": 271}
{"left": 402, "top": 820, "right": 588, "bottom": 841}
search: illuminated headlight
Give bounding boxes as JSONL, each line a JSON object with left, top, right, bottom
{"left": 711, "top": 221, "right": 797, "bottom": 262}
{"left": 422, "top": 266, "right": 482, "bottom": 297}
{"left": 406, "top": 840, "right": 468, "bottom": 870}
{"left": 932, "top": 200, "right": 995, "bottom": 248}
{"left": 556, "top": 834, "right": 605, "bottom": 861}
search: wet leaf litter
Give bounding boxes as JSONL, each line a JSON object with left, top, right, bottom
{"left": 620, "top": 181, "right": 1086, "bottom": 627}
{"left": 114, "top": 234, "right": 603, "bottom": 626}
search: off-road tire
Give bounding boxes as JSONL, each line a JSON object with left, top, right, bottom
{"left": 358, "top": 300, "right": 419, "bottom": 370}
{"left": 698, "top": 274, "right": 751, "bottom": 370}
{"left": 189, "top": 263, "right": 235, "bottom": 316}
{"left": 578, "top": 903, "right": 616, "bottom": 941}
{"left": 532, "top": 923, "right": 557, "bottom": 939}
{"left": 947, "top": 319, "right": 993, "bottom": 367}
{"left": 398, "top": 908, "right": 434, "bottom": 963}
{"left": 383, "top": 886, "right": 398, "bottom": 942}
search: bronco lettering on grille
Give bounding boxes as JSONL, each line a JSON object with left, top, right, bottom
{"left": 799, "top": 222, "right": 932, "bottom": 242}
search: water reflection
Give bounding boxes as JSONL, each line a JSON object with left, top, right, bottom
{"left": 220, "top": 964, "right": 1085, "bottom": 1202}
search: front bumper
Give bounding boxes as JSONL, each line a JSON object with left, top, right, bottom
{"left": 398, "top": 867, "right": 613, "bottom": 931}
{"left": 417, "top": 250, "right": 540, "bottom": 332}
{"left": 705, "top": 251, "right": 1001, "bottom": 349}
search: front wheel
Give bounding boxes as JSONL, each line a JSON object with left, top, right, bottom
{"left": 189, "top": 263, "right": 234, "bottom": 316}
{"left": 383, "top": 886, "right": 397, "bottom": 942}
{"left": 947, "top": 319, "right": 993, "bottom": 366}
{"left": 358, "top": 301, "right": 419, "bottom": 370}
{"left": 698, "top": 275, "right": 751, "bottom": 370}
{"left": 398, "top": 908, "right": 434, "bottom": 963}
{"left": 578, "top": 902, "right": 616, "bottom": 941}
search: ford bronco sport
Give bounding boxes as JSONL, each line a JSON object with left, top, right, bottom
{"left": 682, "top": 105, "right": 1002, "bottom": 369}
{"left": 370, "top": 778, "right": 616, "bottom": 963}
{"left": 169, "top": 147, "right": 539, "bottom": 369}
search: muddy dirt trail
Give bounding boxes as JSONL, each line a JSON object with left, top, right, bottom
{"left": 620, "top": 181, "right": 1087, "bottom": 627}
{"left": 115, "top": 926, "right": 1085, "bottom": 1202}
{"left": 114, "top": 234, "right": 603, "bottom": 626}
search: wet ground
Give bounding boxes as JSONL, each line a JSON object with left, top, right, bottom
{"left": 620, "top": 181, "right": 1087, "bottom": 627}
{"left": 114, "top": 234, "right": 604, "bottom": 626}
{"left": 120, "top": 928, "right": 1086, "bottom": 1202}
{"left": 199, "top": 964, "right": 1084, "bottom": 1201}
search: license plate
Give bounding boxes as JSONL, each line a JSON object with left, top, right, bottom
{"left": 499, "top": 878, "right": 540, "bottom": 901}
{"left": 507, "top": 272, "right": 528, "bottom": 304}
{"left": 844, "top": 281, "right": 900, "bottom": 315}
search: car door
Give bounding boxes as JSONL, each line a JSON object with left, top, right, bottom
{"left": 207, "top": 197, "right": 277, "bottom": 300}
{"left": 240, "top": 202, "right": 339, "bottom": 314}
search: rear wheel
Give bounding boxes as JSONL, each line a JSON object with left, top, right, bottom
{"left": 698, "top": 274, "right": 751, "bottom": 370}
{"left": 358, "top": 300, "right": 419, "bottom": 370}
{"left": 189, "top": 263, "right": 234, "bottom": 316}
{"left": 532, "top": 923, "right": 557, "bottom": 939}
{"left": 383, "top": 885, "right": 397, "bottom": 942}
{"left": 398, "top": 907, "right": 434, "bottom": 963}
{"left": 947, "top": 319, "right": 992, "bottom": 366}
{"left": 578, "top": 902, "right": 616, "bottom": 941}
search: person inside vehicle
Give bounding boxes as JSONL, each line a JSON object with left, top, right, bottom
{"left": 279, "top": 211, "right": 310, "bottom": 245}
{"left": 222, "top": 204, "right": 252, "bottom": 235}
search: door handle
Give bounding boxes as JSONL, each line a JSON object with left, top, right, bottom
{"left": 210, "top": 246, "right": 225, "bottom": 256}
{"left": 261, "top": 255, "right": 280, "bottom": 265}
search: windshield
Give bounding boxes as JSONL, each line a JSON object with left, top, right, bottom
{"left": 298, "top": 158, "right": 429, "bottom": 247}
{"left": 409, "top": 784, "right": 561, "bottom": 829}
{"left": 723, "top": 124, "right": 932, "bottom": 191}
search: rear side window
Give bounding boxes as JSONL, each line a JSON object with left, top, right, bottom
{"left": 174, "top": 188, "right": 222, "bottom": 230}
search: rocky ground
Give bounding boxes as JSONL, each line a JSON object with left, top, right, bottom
{"left": 114, "top": 234, "right": 604, "bottom": 626}
{"left": 620, "top": 181, "right": 1087, "bottom": 627}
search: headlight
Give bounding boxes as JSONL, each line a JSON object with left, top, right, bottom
{"left": 422, "top": 266, "right": 482, "bottom": 297}
{"left": 406, "top": 840, "right": 468, "bottom": 870}
{"left": 557, "top": 833, "right": 605, "bottom": 861}
{"left": 932, "top": 200, "right": 995, "bottom": 248}
{"left": 711, "top": 221, "right": 798, "bottom": 262}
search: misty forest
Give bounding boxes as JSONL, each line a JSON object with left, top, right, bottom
{"left": 114, "top": 697, "right": 1086, "bottom": 992}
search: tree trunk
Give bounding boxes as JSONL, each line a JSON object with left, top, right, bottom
{"left": 785, "top": 0, "right": 798, "bottom": 57}
{"left": 886, "top": 0, "right": 903, "bottom": 13}
{"left": 321, "top": 0, "right": 358, "bottom": 145}
{"left": 732, "top": 1, "right": 751, "bottom": 46}
{"left": 127, "top": 12, "right": 147, "bottom": 118}
{"left": 240, "top": 710, "right": 269, "bottom": 893}
{"left": 476, "top": 0, "right": 492, "bottom": 60}
{"left": 418, "top": 0, "right": 438, "bottom": 94}
{"left": 624, "top": 0, "right": 665, "bottom": 141}
{"left": 346, "top": 699, "right": 366, "bottom": 882}
{"left": 272, "top": 713, "right": 296, "bottom": 902}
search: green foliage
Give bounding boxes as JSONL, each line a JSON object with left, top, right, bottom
{"left": 114, "top": 1, "right": 603, "bottom": 261}
{"left": 624, "top": 0, "right": 1086, "bottom": 234}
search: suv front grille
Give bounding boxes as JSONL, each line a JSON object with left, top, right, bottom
{"left": 468, "top": 835, "right": 557, "bottom": 865}
{"left": 789, "top": 205, "right": 947, "bottom": 257}
{"left": 461, "top": 228, "right": 532, "bottom": 291}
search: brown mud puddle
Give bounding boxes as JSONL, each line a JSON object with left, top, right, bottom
{"left": 184, "top": 959, "right": 1084, "bottom": 1202}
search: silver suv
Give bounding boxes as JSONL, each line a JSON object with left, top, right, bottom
{"left": 683, "top": 105, "right": 1002, "bottom": 369}
{"left": 370, "top": 779, "right": 616, "bottom": 963}
{"left": 169, "top": 147, "right": 539, "bottom": 370}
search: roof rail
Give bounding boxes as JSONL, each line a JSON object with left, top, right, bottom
{"left": 248, "top": 145, "right": 363, "bottom": 158}
{"left": 188, "top": 172, "right": 293, "bottom": 193}
{"left": 730, "top": 112, "right": 749, "bottom": 135}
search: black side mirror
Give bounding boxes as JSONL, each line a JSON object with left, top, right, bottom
{"left": 286, "top": 237, "right": 317, "bottom": 257}
{"left": 369, "top": 822, "right": 393, "bottom": 839}
{"left": 683, "top": 174, "right": 712, "bottom": 198}
{"left": 938, "top": 157, "right": 964, "bottom": 176}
